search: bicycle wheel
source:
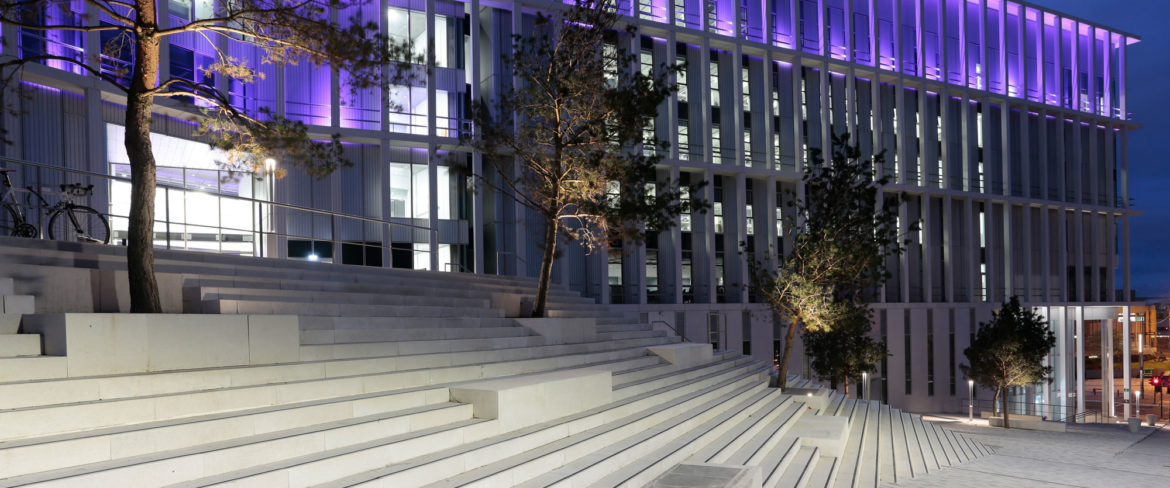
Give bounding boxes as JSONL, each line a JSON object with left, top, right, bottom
{"left": 48, "top": 205, "right": 110, "bottom": 244}
{"left": 2, "top": 205, "right": 37, "bottom": 238}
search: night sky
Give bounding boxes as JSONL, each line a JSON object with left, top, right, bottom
{"left": 1029, "top": 0, "right": 1170, "bottom": 299}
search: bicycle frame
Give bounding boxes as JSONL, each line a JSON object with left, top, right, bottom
{"left": 0, "top": 172, "right": 28, "bottom": 223}
{"left": 2, "top": 171, "right": 103, "bottom": 243}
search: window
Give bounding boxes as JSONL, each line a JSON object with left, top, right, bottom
{"left": 388, "top": 162, "right": 433, "bottom": 219}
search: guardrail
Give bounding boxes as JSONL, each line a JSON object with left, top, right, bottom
{"left": 651, "top": 319, "right": 687, "bottom": 343}
{"left": 0, "top": 156, "right": 454, "bottom": 270}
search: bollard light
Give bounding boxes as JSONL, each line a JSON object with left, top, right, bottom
{"left": 968, "top": 379, "right": 975, "bottom": 422}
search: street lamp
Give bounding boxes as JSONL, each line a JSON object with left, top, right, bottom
{"left": 261, "top": 158, "right": 276, "bottom": 258}
{"left": 861, "top": 372, "right": 868, "bottom": 402}
{"left": 968, "top": 379, "right": 975, "bottom": 422}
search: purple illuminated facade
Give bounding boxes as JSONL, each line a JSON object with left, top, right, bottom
{"left": 0, "top": 0, "right": 1141, "bottom": 415}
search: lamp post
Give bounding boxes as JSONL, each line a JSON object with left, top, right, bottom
{"left": 1134, "top": 390, "right": 1141, "bottom": 418}
{"left": 861, "top": 372, "right": 868, "bottom": 402}
{"left": 262, "top": 158, "right": 276, "bottom": 258}
{"left": 968, "top": 379, "right": 975, "bottom": 422}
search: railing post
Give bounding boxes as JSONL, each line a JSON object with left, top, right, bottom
{"left": 165, "top": 186, "right": 171, "bottom": 250}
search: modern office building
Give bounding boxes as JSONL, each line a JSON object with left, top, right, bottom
{"left": 0, "top": 0, "right": 1144, "bottom": 416}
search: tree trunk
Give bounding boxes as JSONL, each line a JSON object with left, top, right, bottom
{"left": 530, "top": 216, "right": 558, "bottom": 317}
{"left": 125, "top": 14, "right": 161, "bottom": 313}
{"left": 992, "top": 386, "right": 1000, "bottom": 415}
{"left": 776, "top": 319, "right": 798, "bottom": 389}
{"left": 1000, "top": 386, "right": 1011, "bottom": 429}
{"left": 843, "top": 375, "right": 850, "bottom": 397}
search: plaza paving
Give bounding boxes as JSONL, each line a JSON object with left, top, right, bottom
{"left": 886, "top": 415, "right": 1169, "bottom": 487}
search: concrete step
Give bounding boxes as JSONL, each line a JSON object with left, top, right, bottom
{"left": 205, "top": 299, "right": 504, "bottom": 318}
{"left": 0, "top": 386, "right": 453, "bottom": 479}
{"left": 889, "top": 405, "right": 912, "bottom": 482}
{"left": 397, "top": 363, "right": 772, "bottom": 488}
{"left": 0, "top": 238, "right": 550, "bottom": 289}
{"left": 1, "top": 294, "right": 34, "bottom": 314}
{"left": 195, "top": 287, "right": 492, "bottom": 309}
{"left": 301, "top": 326, "right": 530, "bottom": 345}
{"left": 4, "top": 403, "right": 485, "bottom": 487}
{"left": 900, "top": 412, "right": 927, "bottom": 477}
{"left": 613, "top": 356, "right": 751, "bottom": 401}
{"left": 0, "top": 338, "right": 676, "bottom": 429}
{"left": 0, "top": 313, "right": 20, "bottom": 334}
{"left": 587, "top": 388, "right": 787, "bottom": 488}
{"left": 521, "top": 382, "right": 772, "bottom": 488}
{"left": 0, "top": 333, "right": 40, "bottom": 357}
{"left": 187, "top": 276, "right": 585, "bottom": 302}
{"left": 596, "top": 322, "right": 652, "bottom": 333}
{"left": 0, "top": 356, "right": 67, "bottom": 382}
{"left": 184, "top": 358, "right": 770, "bottom": 487}
{"left": 806, "top": 455, "right": 837, "bottom": 488}
{"left": 717, "top": 399, "right": 802, "bottom": 467}
{"left": 596, "top": 329, "right": 667, "bottom": 341}
{"left": 688, "top": 395, "right": 800, "bottom": 465}
{"left": 299, "top": 315, "right": 516, "bottom": 333}
{"left": 768, "top": 445, "right": 819, "bottom": 488}
{"left": 830, "top": 400, "right": 869, "bottom": 488}
{"left": 297, "top": 335, "right": 550, "bottom": 361}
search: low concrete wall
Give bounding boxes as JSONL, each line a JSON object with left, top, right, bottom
{"left": 982, "top": 412, "right": 1067, "bottom": 432}
{"left": 450, "top": 368, "right": 612, "bottom": 431}
{"left": 649, "top": 343, "right": 713, "bottom": 368}
{"left": 787, "top": 388, "right": 831, "bottom": 411}
{"left": 490, "top": 293, "right": 534, "bottom": 318}
{"left": 2, "top": 263, "right": 185, "bottom": 313}
{"left": 515, "top": 318, "right": 596, "bottom": 344}
{"left": 21, "top": 313, "right": 300, "bottom": 377}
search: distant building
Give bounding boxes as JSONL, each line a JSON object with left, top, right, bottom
{"left": 0, "top": 0, "right": 1143, "bottom": 417}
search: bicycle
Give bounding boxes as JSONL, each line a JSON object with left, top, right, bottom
{"left": 0, "top": 168, "right": 111, "bottom": 244}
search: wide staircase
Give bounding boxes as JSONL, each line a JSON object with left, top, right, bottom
{"left": 0, "top": 237, "right": 991, "bottom": 487}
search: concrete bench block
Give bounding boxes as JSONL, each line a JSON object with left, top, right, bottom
{"left": 0, "top": 334, "right": 40, "bottom": 357}
{"left": 649, "top": 463, "right": 761, "bottom": 488}
{"left": 2, "top": 295, "right": 35, "bottom": 314}
{"left": 0, "top": 313, "right": 20, "bottom": 334}
{"left": 649, "top": 343, "right": 713, "bottom": 368}
{"left": 985, "top": 415, "right": 1066, "bottom": 432}
{"left": 450, "top": 368, "right": 612, "bottom": 431}
{"left": 515, "top": 318, "right": 596, "bottom": 345}
{"left": 787, "top": 388, "right": 831, "bottom": 411}
{"left": 490, "top": 292, "right": 534, "bottom": 318}
{"left": 789, "top": 415, "right": 848, "bottom": 457}
{"left": 21, "top": 313, "right": 300, "bottom": 376}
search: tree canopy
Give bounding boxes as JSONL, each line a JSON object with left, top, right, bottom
{"left": 802, "top": 302, "right": 887, "bottom": 396}
{"left": 749, "top": 132, "right": 905, "bottom": 388}
{"left": 962, "top": 296, "right": 1056, "bottom": 428}
{"left": 0, "top": 0, "right": 418, "bottom": 311}
{"left": 464, "top": 0, "right": 704, "bottom": 317}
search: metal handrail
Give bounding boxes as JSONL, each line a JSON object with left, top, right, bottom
{"left": 1057, "top": 409, "right": 1103, "bottom": 424}
{"left": 0, "top": 156, "right": 436, "bottom": 234}
{"left": 444, "top": 261, "right": 470, "bottom": 273}
{"left": 651, "top": 319, "right": 687, "bottom": 342}
{"left": 0, "top": 156, "right": 449, "bottom": 268}
{"left": 495, "top": 250, "right": 529, "bottom": 276}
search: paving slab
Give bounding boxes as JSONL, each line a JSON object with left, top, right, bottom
{"left": 886, "top": 415, "right": 1170, "bottom": 488}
